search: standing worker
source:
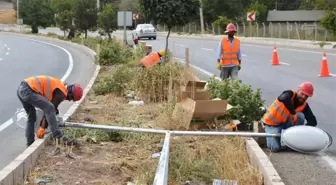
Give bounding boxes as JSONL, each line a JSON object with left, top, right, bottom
{"left": 17, "top": 75, "right": 83, "bottom": 147}
{"left": 217, "top": 23, "right": 242, "bottom": 81}
{"left": 262, "top": 82, "right": 317, "bottom": 152}
{"left": 140, "top": 49, "right": 166, "bottom": 68}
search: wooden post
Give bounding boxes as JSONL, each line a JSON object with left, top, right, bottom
{"left": 185, "top": 48, "right": 190, "bottom": 68}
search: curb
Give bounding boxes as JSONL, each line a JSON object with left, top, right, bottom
{"left": 0, "top": 33, "right": 101, "bottom": 185}
{"left": 245, "top": 138, "right": 285, "bottom": 185}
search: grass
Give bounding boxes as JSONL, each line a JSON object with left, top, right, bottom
{"left": 19, "top": 33, "right": 263, "bottom": 185}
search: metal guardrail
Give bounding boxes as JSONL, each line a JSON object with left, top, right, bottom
{"left": 60, "top": 121, "right": 282, "bottom": 185}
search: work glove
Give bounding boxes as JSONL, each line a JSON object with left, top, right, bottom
{"left": 217, "top": 63, "right": 221, "bottom": 70}
{"left": 36, "top": 127, "right": 46, "bottom": 138}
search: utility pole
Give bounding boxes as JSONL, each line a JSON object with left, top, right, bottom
{"left": 199, "top": 0, "right": 204, "bottom": 34}
{"left": 16, "top": 0, "right": 19, "bottom": 24}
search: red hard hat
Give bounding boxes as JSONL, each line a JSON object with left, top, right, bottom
{"left": 72, "top": 84, "right": 83, "bottom": 101}
{"left": 299, "top": 82, "right": 314, "bottom": 97}
{"left": 225, "top": 23, "right": 236, "bottom": 33}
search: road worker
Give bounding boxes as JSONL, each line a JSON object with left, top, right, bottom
{"left": 262, "top": 82, "right": 317, "bottom": 152}
{"left": 16, "top": 75, "right": 83, "bottom": 147}
{"left": 140, "top": 49, "right": 165, "bottom": 68}
{"left": 217, "top": 23, "right": 241, "bottom": 81}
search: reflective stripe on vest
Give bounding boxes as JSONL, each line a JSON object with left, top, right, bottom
{"left": 263, "top": 90, "right": 307, "bottom": 126}
{"left": 34, "top": 76, "right": 51, "bottom": 100}
{"left": 221, "top": 37, "right": 240, "bottom": 66}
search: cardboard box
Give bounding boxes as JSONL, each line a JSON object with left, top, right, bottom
{"left": 173, "top": 80, "right": 207, "bottom": 94}
{"left": 172, "top": 97, "right": 228, "bottom": 129}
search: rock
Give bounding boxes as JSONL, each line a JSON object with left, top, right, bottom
{"left": 84, "top": 116, "right": 95, "bottom": 122}
{"left": 151, "top": 152, "right": 161, "bottom": 158}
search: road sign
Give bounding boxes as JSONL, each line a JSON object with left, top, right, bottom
{"left": 247, "top": 11, "right": 256, "bottom": 22}
{"left": 133, "top": 14, "right": 139, "bottom": 20}
{"left": 117, "top": 11, "right": 132, "bottom": 27}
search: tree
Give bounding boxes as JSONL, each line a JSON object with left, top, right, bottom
{"left": 138, "top": 0, "right": 158, "bottom": 23}
{"left": 73, "top": 0, "right": 98, "bottom": 38}
{"left": 320, "top": 10, "right": 336, "bottom": 39}
{"left": 248, "top": 1, "right": 268, "bottom": 23}
{"left": 98, "top": 3, "right": 118, "bottom": 39}
{"left": 138, "top": 0, "right": 200, "bottom": 62}
{"left": 51, "top": 0, "right": 74, "bottom": 37}
{"left": 19, "top": 0, "right": 55, "bottom": 33}
{"left": 118, "top": 0, "right": 139, "bottom": 12}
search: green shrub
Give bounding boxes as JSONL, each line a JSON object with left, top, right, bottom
{"left": 98, "top": 39, "right": 133, "bottom": 65}
{"left": 93, "top": 65, "right": 134, "bottom": 96}
{"left": 207, "top": 77, "right": 266, "bottom": 129}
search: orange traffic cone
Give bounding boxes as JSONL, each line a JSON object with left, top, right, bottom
{"left": 319, "top": 52, "right": 331, "bottom": 77}
{"left": 272, "top": 46, "right": 280, "bottom": 65}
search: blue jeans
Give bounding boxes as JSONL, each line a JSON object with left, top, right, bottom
{"left": 264, "top": 112, "right": 305, "bottom": 152}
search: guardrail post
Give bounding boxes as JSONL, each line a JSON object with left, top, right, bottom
{"left": 153, "top": 132, "right": 171, "bottom": 185}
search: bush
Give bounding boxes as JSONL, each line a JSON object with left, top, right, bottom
{"left": 93, "top": 65, "right": 134, "bottom": 96}
{"left": 206, "top": 77, "right": 266, "bottom": 129}
{"left": 99, "top": 39, "right": 133, "bottom": 65}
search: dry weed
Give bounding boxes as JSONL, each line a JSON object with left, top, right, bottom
{"left": 169, "top": 136, "right": 263, "bottom": 185}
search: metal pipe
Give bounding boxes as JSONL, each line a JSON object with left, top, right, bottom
{"left": 168, "top": 130, "right": 280, "bottom": 137}
{"left": 153, "top": 133, "right": 171, "bottom": 185}
{"left": 60, "top": 122, "right": 168, "bottom": 134}
{"left": 61, "top": 122, "right": 280, "bottom": 137}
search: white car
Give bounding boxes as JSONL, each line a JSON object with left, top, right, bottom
{"left": 132, "top": 24, "right": 157, "bottom": 40}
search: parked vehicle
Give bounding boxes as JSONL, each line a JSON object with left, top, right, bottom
{"left": 132, "top": 24, "right": 157, "bottom": 40}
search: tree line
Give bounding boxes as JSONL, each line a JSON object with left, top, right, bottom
{"left": 14, "top": 0, "right": 336, "bottom": 39}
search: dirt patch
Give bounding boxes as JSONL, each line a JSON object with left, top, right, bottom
{"left": 0, "top": 9, "right": 16, "bottom": 24}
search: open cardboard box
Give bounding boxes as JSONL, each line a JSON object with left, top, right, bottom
{"left": 172, "top": 97, "right": 228, "bottom": 129}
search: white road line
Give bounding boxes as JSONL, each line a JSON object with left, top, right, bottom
{"left": 5, "top": 52, "right": 9, "bottom": 55}
{"left": 7, "top": 47, "right": 10, "bottom": 51}
{"left": 173, "top": 56, "right": 336, "bottom": 173}
{"left": 0, "top": 36, "right": 74, "bottom": 133}
{"left": 201, "top": 48, "right": 214, "bottom": 51}
{"left": 279, "top": 62, "right": 290, "bottom": 66}
{"left": 330, "top": 73, "right": 336, "bottom": 77}
{"left": 242, "top": 54, "right": 247, "bottom": 57}
{"left": 175, "top": 44, "right": 186, "bottom": 47}
{"left": 0, "top": 58, "right": 3, "bottom": 61}
{"left": 4, "top": 44, "right": 7, "bottom": 47}
{"left": 269, "top": 60, "right": 290, "bottom": 66}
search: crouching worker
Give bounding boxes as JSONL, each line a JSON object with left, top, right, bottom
{"left": 17, "top": 75, "right": 83, "bottom": 147}
{"left": 262, "top": 82, "right": 317, "bottom": 152}
{"left": 140, "top": 49, "right": 165, "bottom": 68}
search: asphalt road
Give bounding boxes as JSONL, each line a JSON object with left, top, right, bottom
{"left": 0, "top": 33, "right": 96, "bottom": 170}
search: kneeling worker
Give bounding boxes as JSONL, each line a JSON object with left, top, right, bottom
{"left": 140, "top": 49, "right": 165, "bottom": 68}
{"left": 17, "top": 75, "right": 83, "bottom": 147}
{"left": 262, "top": 82, "right": 317, "bottom": 152}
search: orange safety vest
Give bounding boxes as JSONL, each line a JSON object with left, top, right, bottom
{"left": 221, "top": 36, "right": 240, "bottom": 66}
{"left": 263, "top": 90, "right": 306, "bottom": 126}
{"left": 141, "top": 52, "right": 161, "bottom": 68}
{"left": 24, "top": 76, "right": 68, "bottom": 102}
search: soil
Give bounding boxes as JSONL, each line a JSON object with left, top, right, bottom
{"left": 28, "top": 139, "right": 160, "bottom": 185}
{"left": 0, "top": 9, "right": 16, "bottom": 24}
